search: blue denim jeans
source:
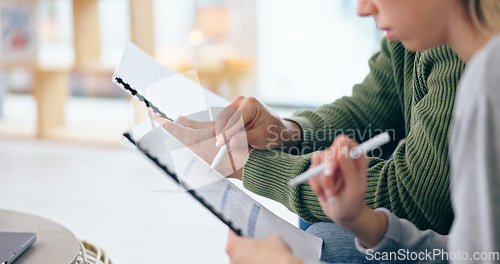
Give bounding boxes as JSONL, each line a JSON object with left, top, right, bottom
{"left": 299, "top": 218, "right": 313, "bottom": 230}
{"left": 306, "top": 222, "right": 379, "bottom": 264}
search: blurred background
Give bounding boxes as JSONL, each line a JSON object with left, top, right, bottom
{"left": 0, "top": 0, "right": 381, "bottom": 263}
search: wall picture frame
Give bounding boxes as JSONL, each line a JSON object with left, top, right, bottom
{"left": 0, "top": 0, "right": 37, "bottom": 66}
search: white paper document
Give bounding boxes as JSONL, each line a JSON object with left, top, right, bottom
{"left": 115, "top": 42, "right": 323, "bottom": 261}
{"left": 113, "top": 42, "right": 229, "bottom": 121}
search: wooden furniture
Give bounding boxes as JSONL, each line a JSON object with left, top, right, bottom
{"left": 72, "top": 0, "right": 101, "bottom": 70}
{"left": 32, "top": 68, "right": 69, "bottom": 137}
{"left": 31, "top": 0, "right": 157, "bottom": 138}
{"left": 0, "top": 209, "right": 80, "bottom": 264}
{"left": 196, "top": 59, "right": 252, "bottom": 100}
{"left": 29, "top": 0, "right": 251, "bottom": 139}
{"left": 32, "top": 0, "right": 104, "bottom": 138}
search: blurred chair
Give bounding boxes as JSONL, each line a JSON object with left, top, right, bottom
{"left": 77, "top": 240, "right": 113, "bottom": 264}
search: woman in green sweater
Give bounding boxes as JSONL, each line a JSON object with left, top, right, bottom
{"left": 213, "top": 1, "right": 465, "bottom": 263}
{"left": 162, "top": 0, "right": 464, "bottom": 262}
{"left": 226, "top": 0, "right": 500, "bottom": 263}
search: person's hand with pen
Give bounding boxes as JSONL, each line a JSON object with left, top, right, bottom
{"left": 150, "top": 111, "right": 249, "bottom": 179}
{"left": 214, "top": 96, "right": 303, "bottom": 157}
{"left": 156, "top": 96, "right": 303, "bottom": 180}
{"left": 308, "top": 134, "right": 389, "bottom": 249}
{"left": 153, "top": 94, "right": 309, "bottom": 180}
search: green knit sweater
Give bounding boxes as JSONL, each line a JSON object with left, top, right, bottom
{"left": 242, "top": 38, "right": 465, "bottom": 235}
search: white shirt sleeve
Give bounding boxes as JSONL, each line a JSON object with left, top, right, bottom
{"left": 355, "top": 208, "right": 447, "bottom": 263}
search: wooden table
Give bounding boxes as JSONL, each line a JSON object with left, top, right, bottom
{"left": 0, "top": 209, "right": 80, "bottom": 264}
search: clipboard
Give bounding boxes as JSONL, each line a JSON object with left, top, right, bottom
{"left": 113, "top": 42, "right": 323, "bottom": 261}
{"left": 122, "top": 130, "right": 242, "bottom": 235}
{"left": 121, "top": 119, "right": 322, "bottom": 261}
{"left": 114, "top": 77, "right": 172, "bottom": 121}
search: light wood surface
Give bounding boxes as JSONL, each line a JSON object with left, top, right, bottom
{"left": 32, "top": 68, "right": 69, "bottom": 137}
{"left": 72, "top": 0, "right": 101, "bottom": 70}
{"left": 129, "top": 0, "right": 154, "bottom": 56}
{"left": 0, "top": 209, "right": 79, "bottom": 264}
{"left": 32, "top": 0, "right": 106, "bottom": 138}
{"left": 28, "top": 0, "right": 251, "bottom": 139}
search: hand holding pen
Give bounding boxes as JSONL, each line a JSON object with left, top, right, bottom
{"left": 301, "top": 133, "right": 390, "bottom": 226}
{"left": 211, "top": 96, "right": 302, "bottom": 173}
{"left": 288, "top": 132, "right": 390, "bottom": 186}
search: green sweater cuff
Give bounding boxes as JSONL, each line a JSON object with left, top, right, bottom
{"left": 284, "top": 116, "right": 323, "bottom": 154}
{"left": 242, "top": 149, "right": 329, "bottom": 222}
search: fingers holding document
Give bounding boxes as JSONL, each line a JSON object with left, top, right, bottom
{"left": 150, "top": 111, "right": 249, "bottom": 178}
{"left": 226, "top": 230, "right": 300, "bottom": 264}
{"left": 151, "top": 112, "right": 213, "bottom": 145}
{"left": 214, "top": 96, "right": 302, "bottom": 152}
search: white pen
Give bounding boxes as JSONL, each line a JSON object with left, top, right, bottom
{"left": 210, "top": 143, "right": 228, "bottom": 170}
{"left": 210, "top": 127, "right": 246, "bottom": 170}
{"left": 288, "top": 132, "right": 391, "bottom": 186}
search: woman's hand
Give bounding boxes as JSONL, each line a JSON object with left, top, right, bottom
{"left": 214, "top": 96, "right": 302, "bottom": 153}
{"left": 226, "top": 231, "right": 302, "bottom": 264}
{"left": 308, "top": 135, "right": 369, "bottom": 227}
{"left": 151, "top": 114, "right": 250, "bottom": 179}
{"left": 308, "top": 135, "right": 388, "bottom": 248}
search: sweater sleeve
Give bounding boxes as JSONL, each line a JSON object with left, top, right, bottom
{"left": 355, "top": 208, "right": 447, "bottom": 264}
{"left": 242, "top": 38, "right": 407, "bottom": 222}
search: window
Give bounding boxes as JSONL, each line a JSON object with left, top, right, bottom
{"left": 256, "top": 0, "right": 381, "bottom": 107}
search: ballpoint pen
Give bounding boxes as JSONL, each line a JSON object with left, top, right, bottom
{"left": 211, "top": 126, "right": 247, "bottom": 170}
{"left": 210, "top": 143, "right": 228, "bottom": 170}
{"left": 288, "top": 132, "right": 391, "bottom": 186}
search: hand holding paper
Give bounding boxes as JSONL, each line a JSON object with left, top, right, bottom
{"left": 213, "top": 96, "right": 303, "bottom": 153}
{"left": 226, "top": 231, "right": 302, "bottom": 264}
{"left": 151, "top": 113, "right": 248, "bottom": 179}
{"left": 115, "top": 42, "right": 323, "bottom": 261}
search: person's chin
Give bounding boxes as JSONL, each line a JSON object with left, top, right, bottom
{"left": 404, "top": 40, "right": 446, "bottom": 52}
